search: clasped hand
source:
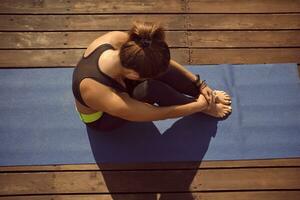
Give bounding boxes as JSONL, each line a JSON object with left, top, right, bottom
{"left": 200, "top": 84, "right": 215, "bottom": 108}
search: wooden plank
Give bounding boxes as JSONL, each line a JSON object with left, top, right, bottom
{"left": 0, "top": 168, "right": 299, "bottom": 195}
{"left": 0, "top": 31, "right": 187, "bottom": 49}
{"left": 0, "top": 0, "right": 185, "bottom": 14}
{"left": 188, "top": 14, "right": 300, "bottom": 30}
{"left": 2, "top": 14, "right": 299, "bottom": 31}
{"left": 3, "top": 14, "right": 300, "bottom": 31}
{"left": 1, "top": 158, "right": 300, "bottom": 172}
{"left": 188, "top": 0, "right": 300, "bottom": 13}
{"left": 1, "top": 48, "right": 298, "bottom": 67}
{"left": 0, "top": 49, "right": 82, "bottom": 67}
{"left": 1, "top": 191, "right": 300, "bottom": 200}
{"left": 7, "top": 30, "right": 300, "bottom": 49}
{"left": 190, "top": 48, "right": 300, "bottom": 64}
{"left": 3, "top": 31, "right": 300, "bottom": 49}
{"left": 0, "top": 15, "right": 186, "bottom": 31}
{"left": 2, "top": 0, "right": 300, "bottom": 14}
{"left": 0, "top": 48, "right": 189, "bottom": 68}
{"left": 188, "top": 31, "right": 300, "bottom": 48}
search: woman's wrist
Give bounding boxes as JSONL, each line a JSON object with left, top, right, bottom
{"left": 194, "top": 74, "right": 208, "bottom": 92}
{"left": 194, "top": 74, "right": 202, "bottom": 88}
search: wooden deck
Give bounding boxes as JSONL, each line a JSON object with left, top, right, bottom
{"left": 1, "top": 159, "right": 300, "bottom": 199}
{"left": 1, "top": 0, "right": 300, "bottom": 67}
{"left": 0, "top": 0, "right": 300, "bottom": 199}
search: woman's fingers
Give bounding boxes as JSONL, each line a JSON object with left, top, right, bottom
{"left": 203, "top": 92, "right": 211, "bottom": 105}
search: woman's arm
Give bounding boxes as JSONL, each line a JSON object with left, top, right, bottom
{"left": 81, "top": 79, "right": 208, "bottom": 122}
{"left": 169, "top": 59, "right": 214, "bottom": 104}
{"left": 109, "top": 92, "right": 208, "bottom": 121}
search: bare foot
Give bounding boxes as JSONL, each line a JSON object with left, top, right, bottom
{"left": 214, "top": 90, "right": 231, "bottom": 105}
{"left": 202, "top": 102, "right": 232, "bottom": 118}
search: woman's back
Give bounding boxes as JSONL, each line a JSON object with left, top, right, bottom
{"left": 73, "top": 31, "right": 129, "bottom": 114}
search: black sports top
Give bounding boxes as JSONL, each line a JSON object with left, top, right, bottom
{"left": 72, "top": 43, "right": 127, "bottom": 108}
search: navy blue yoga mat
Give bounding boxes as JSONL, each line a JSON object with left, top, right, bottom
{"left": 0, "top": 64, "right": 299, "bottom": 166}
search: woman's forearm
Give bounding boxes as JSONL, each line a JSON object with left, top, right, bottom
{"left": 119, "top": 93, "right": 208, "bottom": 122}
{"left": 157, "top": 100, "right": 208, "bottom": 120}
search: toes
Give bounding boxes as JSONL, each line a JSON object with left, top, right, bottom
{"left": 215, "top": 90, "right": 223, "bottom": 94}
{"left": 217, "top": 90, "right": 227, "bottom": 95}
{"left": 226, "top": 97, "right": 232, "bottom": 103}
{"left": 221, "top": 91, "right": 228, "bottom": 95}
{"left": 224, "top": 107, "right": 230, "bottom": 111}
{"left": 224, "top": 109, "right": 230, "bottom": 114}
{"left": 225, "top": 99, "right": 231, "bottom": 104}
{"left": 224, "top": 106, "right": 232, "bottom": 112}
{"left": 222, "top": 105, "right": 230, "bottom": 109}
{"left": 223, "top": 109, "right": 232, "bottom": 116}
{"left": 214, "top": 90, "right": 233, "bottom": 105}
{"left": 216, "top": 91, "right": 231, "bottom": 99}
{"left": 225, "top": 95, "right": 231, "bottom": 100}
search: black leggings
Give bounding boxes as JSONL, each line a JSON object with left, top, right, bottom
{"left": 86, "top": 67, "right": 201, "bottom": 131}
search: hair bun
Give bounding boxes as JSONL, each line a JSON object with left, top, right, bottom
{"left": 120, "top": 21, "right": 170, "bottom": 79}
{"left": 129, "top": 21, "right": 165, "bottom": 48}
{"left": 139, "top": 38, "right": 152, "bottom": 48}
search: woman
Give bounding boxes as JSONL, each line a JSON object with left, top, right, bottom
{"left": 72, "top": 21, "right": 232, "bottom": 131}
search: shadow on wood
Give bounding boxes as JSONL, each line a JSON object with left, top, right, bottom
{"left": 86, "top": 113, "right": 219, "bottom": 199}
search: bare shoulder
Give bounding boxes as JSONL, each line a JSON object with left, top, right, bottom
{"left": 79, "top": 78, "right": 128, "bottom": 114}
{"left": 83, "top": 31, "right": 129, "bottom": 58}
{"left": 79, "top": 78, "right": 115, "bottom": 109}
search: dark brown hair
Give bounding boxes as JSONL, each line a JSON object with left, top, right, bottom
{"left": 119, "top": 21, "right": 170, "bottom": 78}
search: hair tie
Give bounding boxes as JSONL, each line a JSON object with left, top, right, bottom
{"left": 140, "top": 38, "right": 152, "bottom": 48}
